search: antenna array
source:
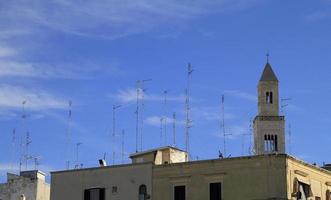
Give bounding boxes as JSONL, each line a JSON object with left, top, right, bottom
{"left": 185, "top": 63, "right": 193, "bottom": 157}
{"left": 65, "top": 100, "right": 72, "bottom": 169}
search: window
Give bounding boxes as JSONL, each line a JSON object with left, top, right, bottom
{"left": 315, "top": 197, "right": 321, "bottom": 200}
{"left": 266, "top": 91, "right": 273, "bottom": 104}
{"left": 174, "top": 185, "right": 186, "bottom": 200}
{"left": 326, "top": 190, "right": 331, "bottom": 200}
{"left": 84, "top": 188, "right": 105, "bottom": 200}
{"left": 210, "top": 182, "right": 222, "bottom": 200}
{"left": 112, "top": 186, "right": 118, "bottom": 194}
{"left": 139, "top": 184, "right": 149, "bottom": 200}
{"left": 264, "top": 134, "right": 278, "bottom": 152}
{"left": 295, "top": 182, "right": 313, "bottom": 200}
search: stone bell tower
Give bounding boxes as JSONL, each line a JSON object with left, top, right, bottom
{"left": 253, "top": 61, "right": 285, "bottom": 155}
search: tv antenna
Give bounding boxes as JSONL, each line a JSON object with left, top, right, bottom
{"left": 121, "top": 129, "right": 125, "bottom": 164}
{"left": 172, "top": 112, "right": 176, "bottom": 147}
{"left": 288, "top": 123, "right": 292, "bottom": 154}
{"left": 75, "top": 142, "right": 82, "bottom": 169}
{"left": 185, "top": 63, "right": 193, "bottom": 157}
{"left": 11, "top": 128, "right": 16, "bottom": 171}
{"left": 280, "top": 98, "right": 291, "bottom": 114}
{"left": 24, "top": 131, "right": 32, "bottom": 170}
{"left": 65, "top": 100, "right": 73, "bottom": 169}
{"left": 135, "top": 79, "right": 152, "bottom": 152}
{"left": 160, "top": 117, "right": 164, "bottom": 146}
{"left": 33, "top": 156, "right": 42, "bottom": 170}
{"left": 221, "top": 95, "right": 232, "bottom": 157}
{"left": 112, "top": 104, "right": 122, "bottom": 165}
{"left": 163, "top": 90, "right": 168, "bottom": 145}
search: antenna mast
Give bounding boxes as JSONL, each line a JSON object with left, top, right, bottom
{"left": 172, "top": 112, "right": 176, "bottom": 147}
{"left": 288, "top": 123, "right": 292, "bottom": 154}
{"left": 121, "top": 129, "right": 125, "bottom": 164}
{"left": 163, "top": 90, "right": 168, "bottom": 145}
{"left": 24, "top": 131, "right": 32, "bottom": 170}
{"left": 112, "top": 104, "right": 121, "bottom": 165}
{"left": 140, "top": 79, "right": 151, "bottom": 151}
{"left": 135, "top": 82, "right": 140, "bottom": 153}
{"left": 75, "top": 142, "right": 82, "bottom": 169}
{"left": 185, "top": 63, "right": 193, "bottom": 157}
{"left": 160, "top": 117, "right": 164, "bottom": 146}
{"left": 220, "top": 95, "right": 231, "bottom": 157}
{"left": 11, "top": 128, "right": 16, "bottom": 171}
{"left": 65, "top": 100, "right": 72, "bottom": 169}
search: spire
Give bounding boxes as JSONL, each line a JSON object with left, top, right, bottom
{"left": 259, "top": 62, "right": 278, "bottom": 82}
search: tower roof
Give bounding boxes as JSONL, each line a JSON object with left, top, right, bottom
{"left": 259, "top": 62, "right": 278, "bottom": 82}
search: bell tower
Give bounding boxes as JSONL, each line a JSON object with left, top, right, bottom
{"left": 253, "top": 60, "right": 285, "bottom": 155}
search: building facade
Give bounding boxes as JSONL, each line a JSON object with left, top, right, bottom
{"left": 0, "top": 170, "right": 50, "bottom": 200}
{"left": 49, "top": 61, "right": 331, "bottom": 200}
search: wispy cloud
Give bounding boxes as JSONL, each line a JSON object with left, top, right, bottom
{"left": 305, "top": 11, "right": 330, "bottom": 21}
{"left": 224, "top": 90, "right": 256, "bottom": 101}
{"left": 0, "top": 60, "right": 122, "bottom": 79}
{"left": 0, "top": 47, "right": 16, "bottom": 57}
{"left": 110, "top": 88, "right": 185, "bottom": 103}
{"left": 145, "top": 115, "right": 185, "bottom": 127}
{"left": 1, "top": 0, "right": 262, "bottom": 40}
{"left": 0, "top": 84, "right": 66, "bottom": 110}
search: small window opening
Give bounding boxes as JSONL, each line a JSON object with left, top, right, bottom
{"left": 266, "top": 91, "right": 273, "bottom": 104}
{"left": 210, "top": 182, "right": 222, "bottom": 200}
{"left": 112, "top": 186, "right": 118, "bottom": 194}
{"left": 139, "top": 184, "right": 149, "bottom": 200}
{"left": 174, "top": 185, "right": 186, "bottom": 200}
{"left": 264, "top": 134, "right": 278, "bottom": 153}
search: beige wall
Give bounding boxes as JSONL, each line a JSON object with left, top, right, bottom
{"left": 286, "top": 157, "right": 331, "bottom": 200}
{"left": 50, "top": 163, "right": 153, "bottom": 200}
{"left": 153, "top": 154, "right": 288, "bottom": 200}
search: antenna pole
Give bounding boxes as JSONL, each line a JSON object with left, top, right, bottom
{"left": 135, "top": 81, "right": 140, "bottom": 153}
{"left": 65, "top": 101, "right": 72, "bottom": 169}
{"left": 11, "top": 128, "right": 16, "bottom": 171}
{"left": 160, "top": 117, "right": 164, "bottom": 146}
{"left": 173, "top": 112, "right": 176, "bottom": 147}
{"left": 220, "top": 95, "right": 232, "bottom": 157}
{"left": 25, "top": 131, "right": 32, "bottom": 170}
{"left": 139, "top": 79, "right": 152, "bottom": 151}
{"left": 75, "top": 142, "right": 82, "bottom": 169}
{"left": 221, "top": 95, "right": 226, "bottom": 157}
{"left": 288, "top": 123, "right": 292, "bottom": 154}
{"left": 163, "top": 90, "right": 168, "bottom": 145}
{"left": 185, "top": 63, "right": 193, "bottom": 157}
{"left": 112, "top": 104, "right": 121, "bottom": 165}
{"left": 121, "top": 129, "right": 125, "bottom": 164}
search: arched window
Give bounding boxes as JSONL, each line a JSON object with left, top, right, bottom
{"left": 139, "top": 184, "right": 147, "bottom": 200}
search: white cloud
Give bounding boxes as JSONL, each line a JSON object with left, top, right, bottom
{"left": 1, "top": 0, "right": 262, "bottom": 40}
{"left": 0, "top": 84, "right": 67, "bottom": 110}
{"left": 224, "top": 90, "right": 256, "bottom": 101}
{"left": 111, "top": 88, "right": 185, "bottom": 103}
{"left": 145, "top": 115, "right": 185, "bottom": 127}
{"left": 0, "top": 47, "right": 16, "bottom": 57}
{"left": 0, "top": 60, "right": 122, "bottom": 79}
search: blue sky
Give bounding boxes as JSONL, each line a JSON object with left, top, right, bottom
{"left": 1, "top": 0, "right": 331, "bottom": 181}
